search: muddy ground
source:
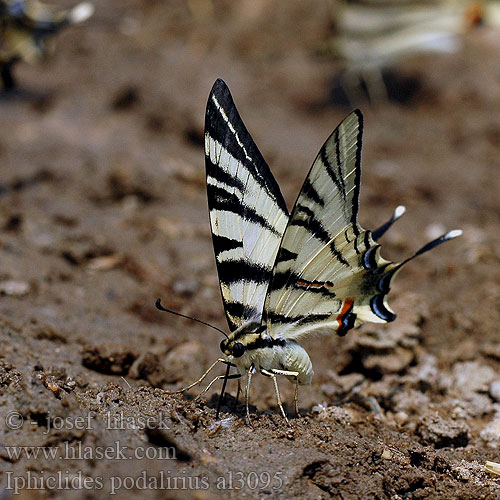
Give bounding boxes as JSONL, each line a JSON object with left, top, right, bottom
{"left": 0, "top": 1, "right": 499, "bottom": 499}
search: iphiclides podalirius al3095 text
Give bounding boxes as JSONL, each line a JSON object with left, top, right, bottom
{"left": 156, "top": 79, "right": 461, "bottom": 424}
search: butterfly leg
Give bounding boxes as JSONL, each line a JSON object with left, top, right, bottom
{"left": 266, "top": 368, "right": 300, "bottom": 417}
{"left": 340, "top": 69, "right": 366, "bottom": 107}
{"left": 167, "top": 358, "right": 228, "bottom": 394}
{"left": 362, "top": 67, "right": 388, "bottom": 103}
{"left": 294, "top": 377, "right": 299, "bottom": 416}
{"left": 236, "top": 378, "right": 242, "bottom": 403}
{"left": 195, "top": 373, "right": 241, "bottom": 402}
{"left": 245, "top": 365, "right": 255, "bottom": 424}
{"left": 260, "top": 369, "right": 289, "bottom": 425}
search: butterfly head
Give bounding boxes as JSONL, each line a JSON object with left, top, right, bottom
{"left": 219, "top": 322, "right": 264, "bottom": 365}
{"left": 219, "top": 332, "right": 261, "bottom": 359}
{"left": 220, "top": 339, "right": 245, "bottom": 358}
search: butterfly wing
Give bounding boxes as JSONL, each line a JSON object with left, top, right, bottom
{"left": 264, "top": 110, "right": 401, "bottom": 340}
{"left": 205, "top": 79, "right": 289, "bottom": 332}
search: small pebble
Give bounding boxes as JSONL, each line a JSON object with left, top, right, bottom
{"left": 0, "top": 280, "right": 30, "bottom": 296}
{"left": 480, "top": 419, "right": 500, "bottom": 447}
{"left": 452, "top": 361, "right": 497, "bottom": 394}
{"left": 394, "top": 411, "right": 409, "bottom": 426}
{"left": 417, "top": 412, "right": 470, "bottom": 448}
{"left": 489, "top": 380, "right": 500, "bottom": 402}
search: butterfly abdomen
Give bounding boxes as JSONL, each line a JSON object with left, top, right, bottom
{"left": 281, "top": 341, "right": 313, "bottom": 385}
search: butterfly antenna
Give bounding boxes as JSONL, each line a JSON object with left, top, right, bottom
{"left": 372, "top": 205, "right": 406, "bottom": 241}
{"left": 155, "top": 298, "right": 229, "bottom": 339}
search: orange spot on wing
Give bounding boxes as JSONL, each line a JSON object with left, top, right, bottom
{"left": 336, "top": 297, "right": 354, "bottom": 329}
{"left": 464, "top": 3, "right": 484, "bottom": 29}
{"left": 296, "top": 280, "right": 334, "bottom": 289}
{"left": 297, "top": 280, "right": 320, "bottom": 288}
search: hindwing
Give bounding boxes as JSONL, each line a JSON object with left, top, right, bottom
{"left": 264, "top": 111, "right": 399, "bottom": 340}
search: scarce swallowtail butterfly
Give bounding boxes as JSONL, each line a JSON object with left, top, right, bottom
{"left": 157, "top": 78, "right": 461, "bottom": 423}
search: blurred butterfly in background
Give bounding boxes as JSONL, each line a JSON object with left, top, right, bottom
{"left": 325, "top": 0, "right": 495, "bottom": 103}
{"left": 157, "top": 78, "right": 461, "bottom": 423}
{"left": 0, "top": 0, "right": 94, "bottom": 90}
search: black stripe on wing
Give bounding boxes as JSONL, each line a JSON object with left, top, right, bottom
{"left": 206, "top": 157, "right": 246, "bottom": 192}
{"left": 275, "top": 248, "right": 299, "bottom": 264}
{"left": 212, "top": 234, "right": 243, "bottom": 255}
{"left": 207, "top": 184, "right": 282, "bottom": 237}
{"left": 206, "top": 79, "right": 288, "bottom": 215}
{"left": 320, "top": 140, "right": 345, "bottom": 200}
{"left": 269, "top": 269, "right": 302, "bottom": 291}
{"left": 291, "top": 205, "right": 350, "bottom": 267}
{"left": 291, "top": 205, "right": 329, "bottom": 242}
{"left": 350, "top": 109, "right": 364, "bottom": 234}
{"left": 264, "top": 311, "right": 331, "bottom": 325}
{"left": 217, "top": 260, "right": 271, "bottom": 285}
{"left": 334, "top": 129, "right": 347, "bottom": 199}
{"left": 330, "top": 240, "right": 350, "bottom": 267}
{"left": 302, "top": 178, "right": 325, "bottom": 207}
{"left": 224, "top": 302, "right": 260, "bottom": 323}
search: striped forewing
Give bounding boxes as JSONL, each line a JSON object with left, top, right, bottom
{"left": 205, "top": 79, "right": 289, "bottom": 332}
{"left": 264, "top": 110, "right": 396, "bottom": 340}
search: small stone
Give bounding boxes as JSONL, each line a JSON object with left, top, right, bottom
{"left": 417, "top": 412, "right": 470, "bottom": 449}
{"left": 129, "top": 352, "right": 169, "bottom": 386}
{"left": 381, "top": 448, "right": 393, "bottom": 460}
{"left": 489, "top": 380, "right": 500, "bottom": 402}
{"left": 0, "top": 280, "right": 30, "bottom": 296}
{"left": 82, "top": 345, "right": 137, "bottom": 376}
{"left": 320, "top": 383, "right": 340, "bottom": 398}
{"left": 394, "top": 411, "right": 409, "bottom": 425}
{"left": 363, "top": 347, "right": 414, "bottom": 374}
{"left": 450, "top": 393, "right": 493, "bottom": 418}
{"left": 452, "top": 361, "right": 497, "bottom": 394}
{"left": 311, "top": 404, "right": 354, "bottom": 424}
{"left": 87, "top": 254, "right": 123, "bottom": 271}
{"left": 410, "top": 354, "right": 439, "bottom": 390}
{"left": 163, "top": 341, "right": 204, "bottom": 384}
{"left": 0, "top": 360, "right": 23, "bottom": 389}
{"left": 336, "top": 373, "right": 364, "bottom": 393}
{"left": 482, "top": 343, "right": 500, "bottom": 362}
{"left": 480, "top": 419, "right": 500, "bottom": 448}
{"left": 485, "top": 461, "right": 500, "bottom": 476}
{"left": 172, "top": 279, "right": 198, "bottom": 296}
{"left": 321, "top": 372, "right": 364, "bottom": 398}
